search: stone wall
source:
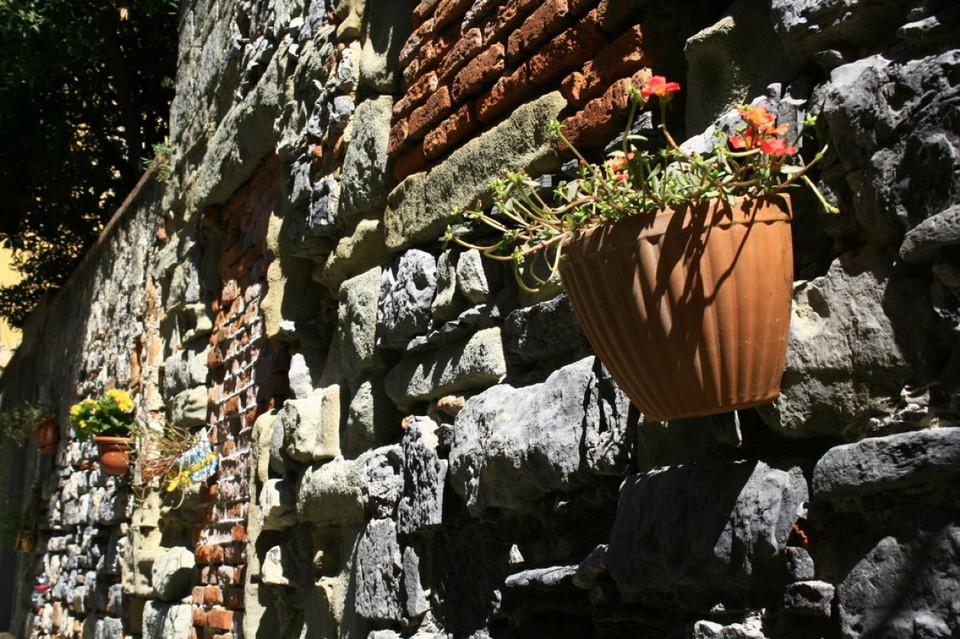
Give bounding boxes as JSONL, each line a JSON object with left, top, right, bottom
{"left": 2, "top": 0, "right": 959, "bottom": 638}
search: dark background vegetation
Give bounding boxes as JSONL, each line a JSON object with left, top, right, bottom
{"left": 0, "top": 0, "right": 178, "bottom": 326}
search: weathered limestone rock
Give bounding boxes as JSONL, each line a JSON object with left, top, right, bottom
{"left": 297, "top": 456, "right": 366, "bottom": 524}
{"left": 759, "top": 251, "right": 922, "bottom": 439}
{"left": 455, "top": 249, "right": 492, "bottom": 305}
{"left": 900, "top": 205, "right": 960, "bottom": 264}
{"left": 151, "top": 547, "right": 195, "bottom": 602}
{"left": 607, "top": 460, "right": 808, "bottom": 608}
{"left": 502, "top": 294, "right": 588, "bottom": 367}
{"left": 813, "top": 427, "right": 960, "bottom": 504}
{"left": 431, "top": 249, "right": 468, "bottom": 321}
{"left": 280, "top": 388, "right": 342, "bottom": 463}
{"left": 142, "top": 601, "right": 193, "bottom": 639}
{"left": 339, "top": 96, "right": 395, "bottom": 222}
{"left": 162, "top": 345, "right": 208, "bottom": 397}
{"left": 259, "top": 478, "right": 297, "bottom": 531}
{"left": 449, "top": 357, "right": 632, "bottom": 515}
{"left": 385, "top": 92, "right": 567, "bottom": 251}
{"left": 169, "top": 386, "right": 208, "bottom": 427}
{"left": 398, "top": 417, "right": 447, "bottom": 534}
{"left": 261, "top": 545, "right": 290, "bottom": 586}
{"left": 684, "top": 0, "right": 796, "bottom": 133}
{"left": 345, "top": 376, "right": 398, "bottom": 452}
{"left": 338, "top": 267, "right": 385, "bottom": 380}
{"left": 838, "top": 532, "right": 960, "bottom": 637}
{"left": 354, "top": 519, "right": 404, "bottom": 623}
{"left": 377, "top": 249, "right": 438, "bottom": 349}
{"left": 783, "top": 580, "right": 835, "bottom": 617}
{"left": 384, "top": 327, "right": 506, "bottom": 410}
{"left": 359, "top": 1, "right": 414, "bottom": 92}
{"left": 334, "top": 0, "right": 365, "bottom": 39}
{"left": 314, "top": 216, "right": 389, "bottom": 293}
{"left": 403, "top": 545, "right": 430, "bottom": 619}
{"left": 361, "top": 445, "right": 403, "bottom": 519}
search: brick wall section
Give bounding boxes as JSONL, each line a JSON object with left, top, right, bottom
{"left": 388, "top": 0, "right": 657, "bottom": 180}
{"left": 193, "top": 155, "right": 290, "bottom": 639}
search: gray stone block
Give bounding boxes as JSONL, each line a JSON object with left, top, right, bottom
{"left": 297, "top": 456, "right": 366, "bottom": 525}
{"left": 279, "top": 389, "right": 342, "bottom": 463}
{"left": 354, "top": 519, "right": 403, "bottom": 623}
{"left": 502, "top": 294, "right": 588, "bottom": 367}
{"left": 404, "top": 545, "right": 430, "bottom": 618}
{"left": 608, "top": 460, "right": 808, "bottom": 608}
{"left": 346, "top": 376, "right": 398, "bottom": 453}
{"left": 339, "top": 267, "right": 385, "bottom": 379}
{"left": 784, "top": 580, "right": 835, "bottom": 617}
{"left": 377, "top": 249, "right": 439, "bottom": 350}
{"left": 398, "top": 417, "right": 447, "bottom": 534}
{"left": 431, "top": 249, "right": 469, "bottom": 322}
{"left": 151, "top": 547, "right": 195, "bottom": 602}
{"left": 813, "top": 427, "right": 960, "bottom": 503}
{"left": 339, "top": 96, "right": 395, "bottom": 222}
{"left": 359, "top": 0, "right": 414, "bottom": 92}
{"left": 169, "top": 386, "right": 208, "bottom": 428}
{"left": 900, "top": 205, "right": 960, "bottom": 264}
{"left": 385, "top": 327, "right": 506, "bottom": 410}
{"left": 362, "top": 445, "right": 403, "bottom": 519}
{"left": 259, "top": 478, "right": 297, "bottom": 531}
{"left": 142, "top": 601, "right": 193, "bottom": 639}
{"left": 449, "top": 356, "right": 632, "bottom": 515}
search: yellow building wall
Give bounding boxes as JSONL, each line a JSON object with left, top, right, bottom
{"left": 0, "top": 249, "right": 22, "bottom": 369}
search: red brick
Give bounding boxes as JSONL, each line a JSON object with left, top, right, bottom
{"left": 393, "top": 71, "right": 440, "bottom": 120}
{"left": 223, "top": 541, "right": 247, "bottom": 564}
{"left": 231, "top": 524, "right": 248, "bottom": 542}
{"left": 195, "top": 545, "right": 225, "bottom": 564}
{"left": 437, "top": 28, "right": 484, "bottom": 82}
{"left": 218, "top": 565, "right": 245, "bottom": 585}
{"left": 403, "top": 27, "right": 457, "bottom": 88}
{"left": 413, "top": 0, "right": 437, "bottom": 24}
{"left": 387, "top": 119, "right": 409, "bottom": 155}
{"left": 192, "top": 607, "right": 208, "bottom": 627}
{"left": 451, "top": 42, "right": 505, "bottom": 103}
{"left": 205, "top": 608, "right": 234, "bottom": 631}
{"left": 591, "top": 24, "right": 649, "bottom": 83}
{"left": 527, "top": 10, "right": 607, "bottom": 86}
{"left": 192, "top": 586, "right": 222, "bottom": 605}
{"left": 506, "top": 0, "right": 571, "bottom": 65}
{"left": 433, "top": 0, "right": 472, "bottom": 32}
{"left": 424, "top": 103, "right": 480, "bottom": 160}
{"left": 407, "top": 86, "right": 453, "bottom": 141}
{"left": 476, "top": 63, "right": 535, "bottom": 124}
{"left": 558, "top": 69, "right": 651, "bottom": 150}
{"left": 400, "top": 17, "right": 435, "bottom": 67}
{"left": 483, "top": 0, "right": 541, "bottom": 43}
{"left": 393, "top": 142, "right": 429, "bottom": 181}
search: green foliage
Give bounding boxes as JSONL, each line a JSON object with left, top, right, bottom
{"left": 0, "top": 0, "right": 178, "bottom": 326}
{"left": 0, "top": 401, "right": 48, "bottom": 444}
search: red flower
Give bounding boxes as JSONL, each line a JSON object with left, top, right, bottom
{"left": 760, "top": 136, "right": 797, "bottom": 157}
{"left": 641, "top": 76, "right": 681, "bottom": 99}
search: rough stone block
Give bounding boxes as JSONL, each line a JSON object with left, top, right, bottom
{"left": 449, "top": 356, "right": 632, "bottom": 515}
{"left": 152, "top": 547, "right": 196, "bottom": 602}
{"left": 784, "top": 580, "right": 835, "bottom": 617}
{"left": 758, "top": 251, "right": 924, "bottom": 439}
{"left": 346, "top": 376, "right": 399, "bottom": 452}
{"left": 297, "top": 456, "right": 366, "bottom": 524}
{"left": 360, "top": 0, "right": 415, "bottom": 92}
{"left": 314, "top": 217, "right": 389, "bottom": 293}
{"left": 403, "top": 545, "right": 430, "bottom": 618}
{"left": 377, "top": 250, "right": 439, "bottom": 350}
{"left": 502, "top": 293, "right": 588, "bottom": 366}
{"left": 385, "top": 327, "right": 507, "bottom": 410}
{"left": 259, "top": 478, "right": 297, "bottom": 531}
{"left": 142, "top": 601, "right": 193, "bottom": 639}
{"left": 338, "top": 267, "right": 386, "bottom": 379}
{"left": 385, "top": 91, "right": 567, "bottom": 251}
{"left": 399, "top": 417, "right": 447, "bottom": 534}
{"left": 813, "top": 427, "right": 960, "bottom": 504}
{"left": 431, "top": 249, "right": 469, "bottom": 321}
{"left": 339, "top": 96, "right": 396, "bottom": 223}
{"left": 279, "top": 389, "right": 343, "bottom": 463}
{"left": 607, "top": 460, "right": 808, "bottom": 608}
{"left": 169, "top": 386, "right": 208, "bottom": 428}
{"left": 354, "top": 519, "right": 404, "bottom": 623}
{"left": 362, "top": 445, "right": 403, "bottom": 518}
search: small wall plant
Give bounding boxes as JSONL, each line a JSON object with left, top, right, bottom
{"left": 0, "top": 402, "right": 50, "bottom": 446}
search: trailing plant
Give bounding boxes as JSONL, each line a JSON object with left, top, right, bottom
{"left": 446, "top": 76, "right": 838, "bottom": 292}
{"left": 69, "top": 389, "right": 137, "bottom": 440}
{"left": 0, "top": 402, "right": 50, "bottom": 445}
{"left": 134, "top": 421, "right": 217, "bottom": 505}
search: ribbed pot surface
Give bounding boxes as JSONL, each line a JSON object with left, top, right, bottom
{"left": 559, "top": 195, "right": 793, "bottom": 421}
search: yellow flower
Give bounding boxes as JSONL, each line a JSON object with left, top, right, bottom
{"left": 70, "top": 404, "right": 81, "bottom": 417}
{"left": 106, "top": 389, "right": 134, "bottom": 412}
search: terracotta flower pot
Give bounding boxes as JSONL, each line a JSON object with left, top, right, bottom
{"left": 95, "top": 436, "right": 133, "bottom": 476}
{"left": 559, "top": 194, "right": 794, "bottom": 421}
{"left": 30, "top": 417, "right": 59, "bottom": 454}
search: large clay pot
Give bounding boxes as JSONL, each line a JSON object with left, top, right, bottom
{"left": 30, "top": 416, "right": 59, "bottom": 454}
{"left": 95, "top": 436, "right": 133, "bottom": 476}
{"left": 559, "top": 195, "right": 793, "bottom": 421}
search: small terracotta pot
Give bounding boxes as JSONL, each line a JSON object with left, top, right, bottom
{"left": 95, "top": 436, "right": 133, "bottom": 476}
{"left": 30, "top": 416, "right": 59, "bottom": 454}
{"left": 560, "top": 195, "right": 794, "bottom": 421}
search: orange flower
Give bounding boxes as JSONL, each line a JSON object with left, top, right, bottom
{"left": 738, "top": 104, "right": 790, "bottom": 136}
{"left": 760, "top": 136, "right": 797, "bottom": 157}
{"left": 640, "top": 76, "right": 681, "bottom": 99}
